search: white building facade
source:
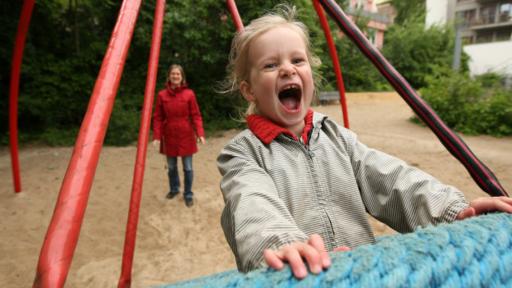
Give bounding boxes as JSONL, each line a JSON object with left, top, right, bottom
{"left": 426, "top": 0, "right": 512, "bottom": 80}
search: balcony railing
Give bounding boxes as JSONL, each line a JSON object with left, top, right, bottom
{"left": 476, "top": 0, "right": 500, "bottom": 2}
{"left": 469, "top": 18, "right": 512, "bottom": 29}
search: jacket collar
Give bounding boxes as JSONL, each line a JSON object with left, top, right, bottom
{"left": 247, "top": 109, "right": 314, "bottom": 145}
{"left": 166, "top": 83, "right": 187, "bottom": 94}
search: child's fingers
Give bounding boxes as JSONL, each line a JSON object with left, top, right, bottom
{"left": 307, "top": 234, "right": 331, "bottom": 268}
{"left": 263, "top": 249, "right": 284, "bottom": 270}
{"left": 281, "top": 246, "right": 308, "bottom": 279}
{"left": 456, "top": 207, "right": 476, "bottom": 220}
{"left": 469, "top": 197, "right": 512, "bottom": 216}
{"left": 493, "top": 197, "right": 512, "bottom": 213}
{"left": 333, "top": 246, "right": 351, "bottom": 252}
{"left": 496, "top": 196, "right": 512, "bottom": 207}
{"left": 265, "top": 238, "right": 332, "bottom": 279}
{"left": 295, "top": 243, "right": 323, "bottom": 274}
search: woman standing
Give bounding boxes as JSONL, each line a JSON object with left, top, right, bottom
{"left": 153, "top": 64, "right": 205, "bottom": 207}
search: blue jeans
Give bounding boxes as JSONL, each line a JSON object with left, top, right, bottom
{"left": 167, "top": 156, "right": 193, "bottom": 199}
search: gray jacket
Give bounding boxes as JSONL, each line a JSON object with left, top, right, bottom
{"left": 217, "top": 112, "right": 468, "bottom": 272}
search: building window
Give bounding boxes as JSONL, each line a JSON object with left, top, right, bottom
{"left": 462, "top": 36, "right": 474, "bottom": 44}
{"left": 457, "top": 9, "right": 477, "bottom": 26}
{"left": 498, "top": 2, "right": 512, "bottom": 23}
{"left": 367, "top": 28, "right": 376, "bottom": 46}
{"left": 352, "top": 0, "right": 364, "bottom": 10}
{"left": 480, "top": 4, "right": 497, "bottom": 25}
{"left": 476, "top": 30, "right": 494, "bottom": 43}
{"left": 495, "top": 28, "right": 512, "bottom": 41}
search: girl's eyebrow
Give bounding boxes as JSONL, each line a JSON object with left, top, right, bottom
{"left": 291, "top": 48, "right": 307, "bottom": 55}
{"left": 256, "top": 56, "right": 277, "bottom": 65}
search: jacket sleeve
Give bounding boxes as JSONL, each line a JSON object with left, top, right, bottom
{"left": 217, "top": 140, "right": 308, "bottom": 272}
{"left": 339, "top": 127, "right": 469, "bottom": 233}
{"left": 188, "top": 90, "right": 204, "bottom": 137}
{"left": 152, "top": 91, "right": 164, "bottom": 140}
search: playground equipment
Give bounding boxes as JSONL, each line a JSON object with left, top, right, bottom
{"left": 6, "top": 0, "right": 509, "bottom": 287}
{"left": 8, "top": 0, "right": 35, "bottom": 193}
{"left": 160, "top": 213, "right": 512, "bottom": 287}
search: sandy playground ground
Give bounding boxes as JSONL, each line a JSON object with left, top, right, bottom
{"left": 1, "top": 92, "right": 511, "bottom": 287}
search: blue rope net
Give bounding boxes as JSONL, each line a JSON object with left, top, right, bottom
{"left": 159, "top": 213, "right": 512, "bottom": 287}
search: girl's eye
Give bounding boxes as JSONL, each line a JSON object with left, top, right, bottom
{"left": 292, "top": 58, "right": 305, "bottom": 64}
{"left": 263, "top": 63, "right": 277, "bottom": 69}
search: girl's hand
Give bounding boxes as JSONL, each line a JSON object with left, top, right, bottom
{"left": 333, "top": 246, "right": 351, "bottom": 252}
{"left": 456, "top": 196, "right": 512, "bottom": 220}
{"left": 263, "top": 234, "right": 331, "bottom": 279}
{"left": 198, "top": 136, "right": 206, "bottom": 145}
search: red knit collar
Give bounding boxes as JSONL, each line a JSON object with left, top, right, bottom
{"left": 246, "top": 109, "right": 314, "bottom": 145}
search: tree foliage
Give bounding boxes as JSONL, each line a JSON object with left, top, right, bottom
{"left": 1, "top": 0, "right": 492, "bottom": 146}
{"left": 382, "top": 20, "right": 468, "bottom": 89}
{"left": 420, "top": 68, "right": 512, "bottom": 136}
{"left": 390, "top": 0, "right": 425, "bottom": 25}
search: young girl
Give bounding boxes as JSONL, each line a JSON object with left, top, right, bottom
{"left": 153, "top": 64, "right": 205, "bottom": 207}
{"left": 217, "top": 5, "right": 512, "bottom": 279}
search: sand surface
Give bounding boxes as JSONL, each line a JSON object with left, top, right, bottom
{"left": 1, "top": 92, "right": 511, "bottom": 287}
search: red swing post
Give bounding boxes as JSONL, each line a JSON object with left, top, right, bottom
{"left": 226, "top": 0, "right": 244, "bottom": 32}
{"left": 33, "top": 1, "right": 143, "bottom": 287}
{"left": 9, "top": 0, "right": 36, "bottom": 193}
{"left": 117, "top": 0, "right": 166, "bottom": 287}
{"left": 312, "top": 0, "right": 349, "bottom": 128}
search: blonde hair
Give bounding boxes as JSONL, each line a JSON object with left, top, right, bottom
{"left": 224, "top": 4, "right": 320, "bottom": 116}
{"left": 167, "top": 64, "right": 187, "bottom": 86}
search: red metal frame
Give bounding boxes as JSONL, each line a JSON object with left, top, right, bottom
{"left": 33, "top": 1, "right": 143, "bottom": 287}
{"left": 312, "top": 0, "right": 349, "bottom": 128}
{"left": 16, "top": 0, "right": 504, "bottom": 285}
{"left": 226, "top": 0, "right": 243, "bottom": 31}
{"left": 9, "top": 0, "right": 35, "bottom": 193}
{"left": 117, "top": 0, "right": 166, "bottom": 287}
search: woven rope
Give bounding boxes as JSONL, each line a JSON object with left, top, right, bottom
{"left": 159, "top": 213, "right": 512, "bottom": 287}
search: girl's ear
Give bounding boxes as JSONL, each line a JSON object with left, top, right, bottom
{"left": 240, "top": 81, "right": 256, "bottom": 102}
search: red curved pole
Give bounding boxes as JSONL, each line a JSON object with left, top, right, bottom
{"left": 226, "top": 0, "right": 244, "bottom": 31}
{"left": 117, "top": 0, "right": 166, "bottom": 287}
{"left": 33, "top": 1, "right": 142, "bottom": 287}
{"left": 9, "top": 0, "right": 35, "bottom": 193}
{"left": 312, "top": 0, "right": 349, "bottom": 128}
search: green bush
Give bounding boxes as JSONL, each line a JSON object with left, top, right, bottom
{"left": 465, "top": 91, "right": 512, "bottom": 135}
{"left": 419, "top": 68, "right": 512, "bottom": 136}
{"left": 104, "top": 101, "right": 141, "bottom": 146}
{"left": 39, "top": 128, "right": 79, "bottom": 146}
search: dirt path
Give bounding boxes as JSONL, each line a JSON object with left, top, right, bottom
{"left": 1, "top": 92, "right": 510, "bottom": 287}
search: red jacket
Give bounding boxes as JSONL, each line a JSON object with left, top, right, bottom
{"left": 152, "top": 84, "right": 204, "bottom": 157}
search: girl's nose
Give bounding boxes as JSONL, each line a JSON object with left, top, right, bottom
{"left": 279, "top": 63, "right": 296, "bottom": 77}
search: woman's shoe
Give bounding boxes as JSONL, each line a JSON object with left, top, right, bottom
{"left": 185, "top": 197, "right": 194, "bottom": 207}
{"left": 166, "top": 191, "right": 179, "bottom": 199}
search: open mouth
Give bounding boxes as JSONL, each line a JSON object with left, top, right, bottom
{"left": 278, "top": 84, "right": 302, "bottom": 111}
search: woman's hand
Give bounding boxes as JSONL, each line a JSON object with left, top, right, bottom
{"left": 263, "top": 234, "right": 331, "bottom": 279}
{"left": 456, "top": 196, "right": 512, "bottom": 220}
{"left": 198, "top": 136, "right": 206, "bottom": 145}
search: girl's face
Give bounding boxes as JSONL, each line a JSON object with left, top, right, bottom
{"left": 240, "top": 26, "right": 314, "bottom": 136}
{"left": 169, "top": 68, "right": 183, "bottom": 87}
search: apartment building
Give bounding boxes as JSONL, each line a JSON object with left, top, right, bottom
{"left": 426, "top": 0, "right": 512, "bottom": 79}
{"left": 346, "top": 0, "right": 392, "bottom": 48}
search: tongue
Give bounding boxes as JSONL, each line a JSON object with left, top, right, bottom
{"left": 281, "top": 97, "right": 299, "bottom": 110}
